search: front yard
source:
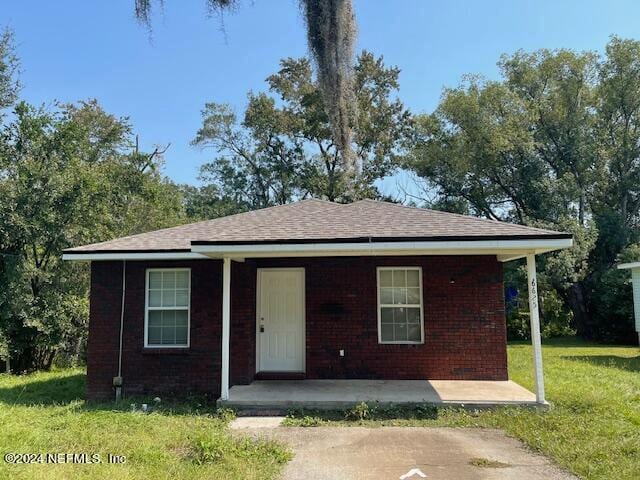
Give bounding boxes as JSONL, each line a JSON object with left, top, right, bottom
{"left": 0, "top": 338, "right": 638, "bottom": 479}
{"left": 0, "top": 370, "right": 290, "bottom": 479}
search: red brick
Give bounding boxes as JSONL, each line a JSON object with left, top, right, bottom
{"left": 86, "top": 256, "right": 507, "bottom": 401}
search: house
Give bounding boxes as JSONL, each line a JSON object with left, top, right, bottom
{"left": 63, "top": 199, "right": 572, "bottom": 408}
{"left": 617, "top": 262, "right": 640, "bottom": 344}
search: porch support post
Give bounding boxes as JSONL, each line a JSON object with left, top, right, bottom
{"left": 631, "top": 268, "right": 640, "bottom": 345}
{"left": 221, "top": 257, "right": 231, "bottom": 401}
{"left": 526, "top": 253, "right": 546, "bottom": 404}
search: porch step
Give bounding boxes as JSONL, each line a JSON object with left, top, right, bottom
{"left": 218, "top": 379, "right": 545, "bottom": 413}
{"left": 254, "top": 372, "right": 306, "bottom": 380}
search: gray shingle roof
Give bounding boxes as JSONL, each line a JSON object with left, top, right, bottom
{"left": 64, "top": 199, "right": 570, "bottom": 253}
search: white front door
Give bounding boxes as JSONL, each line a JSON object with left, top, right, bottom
{"left": 257, "top": 268, "right": 305, "bottom": 372}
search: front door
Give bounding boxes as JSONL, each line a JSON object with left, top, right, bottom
{"left": 257, "top": 268, "right": 305, "bottom": 372}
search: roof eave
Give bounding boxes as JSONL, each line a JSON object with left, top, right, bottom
{"left": 61, "top": 251, "right": 209, "bottom": 261}
{"left": 192, "top": 237, "right": 573, "bottom": 261}
{"left": 62, "top": 237, "right": 573, "bottom": 262}
{"left": 190, "top": 233, "right": 572, "bottom": 246}
{"left": 617, "top": 262, "right": 640, "bottom": 270}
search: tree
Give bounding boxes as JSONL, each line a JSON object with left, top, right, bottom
{"left": 0, "top": 28, "right": 20, "bottom": 115}
{"left": 179, "top": 183, "right": 242, "bottom": 221}
{"left": 406, "top": 37, "right": 640, "bottom": 342}
{"left": 133, "top": 0, "right": 357, "bottom": 170}
{"left": 0, "top": 100, "right": 186, "bottom": 371}
{"left": 192, "top": 101, "right": 305, "bottom": 210}
{"left": 191, "top": 51, "right": 412, "bottom": 207}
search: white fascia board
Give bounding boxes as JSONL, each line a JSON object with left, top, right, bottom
{"left": 62, "top": 252, "right": 210, "bottom": 261}
{"left": 191, "top": 237, "right": 573, "bottom": 258}
{"left": 62, "top": 238, "right": 573, "bottom": 261}
{"left": 618, "top": 262, "right": 640, "bottom": 270}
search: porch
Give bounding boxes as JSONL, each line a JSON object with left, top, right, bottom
{"left": 218, "top": 253, "right": 549, "bottom": 407}
{"left": 217, "top": 379, "right": 539, "bottom": 411}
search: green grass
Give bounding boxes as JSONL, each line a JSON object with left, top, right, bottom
{"left": 0, "top": 369, "right": 291, "bottom": 480}
{"left": 284, "top": 338, "right": 640, "bottom": 480}
{"left": 0, "top": 338, "right": 638, "bottom": 479}
{"left": 468, "top": 457, "right": 511, "bottom": 468}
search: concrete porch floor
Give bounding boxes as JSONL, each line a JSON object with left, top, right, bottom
{"left": 218, "top": 379, "right": 540, "bottom": 411}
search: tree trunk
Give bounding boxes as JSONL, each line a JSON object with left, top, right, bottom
{"left": 10, "top": 347, "right": 33, "bottom": 374}
{"left": 44, "top": 350, "right": 56, "bottom": 370}
{"left": 564, "top": 282, "right": 591, "bottom": 337}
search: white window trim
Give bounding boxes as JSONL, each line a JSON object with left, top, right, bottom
{"left": 376, "top": 266, "right": 425, "bottom": 345}
{"left": 144, "top": 268, "right": 191, "bottom": 348}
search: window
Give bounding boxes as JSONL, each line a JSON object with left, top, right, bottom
{"left": 145, "top": 269, "right": 190, "bottom": 347}
{"left": 377, "top": 267, "right": 424, "bottom": 344}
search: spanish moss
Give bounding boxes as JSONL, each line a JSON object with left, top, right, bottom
{"left": 133, "top": 0, "right": 357, "bottom": 168}
{"left": 302, "top": 0, "right": 357, "bottom": 169}
{"left": 134, "top": 0, "right": 157, "bottom": 28}
{"left": 134, "top": 0, "right": 239, "bottom": 28}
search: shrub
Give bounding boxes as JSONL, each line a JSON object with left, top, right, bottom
{"left": 345, "top": 401, "right": 371, "bottom": 421}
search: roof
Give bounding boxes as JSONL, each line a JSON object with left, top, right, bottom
{"left": 618, "top": 262, "right": 640, "bottom": 270}
{"left": 64, "top": 199, "right": 571, "bottom": 255}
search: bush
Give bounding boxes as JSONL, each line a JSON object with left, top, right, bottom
{"left": 345, "top": 401, "right": 371, "bottom": 421}
{"left": 588, "top": 266, "right": 636, "bottom": 344}
{"left": 506, "top": 310, "right": 531, "bottom": 341}
{"left": 540, "top": 289, "right": 575, "bottom": 338}
{"left": 506, "top": 288, "right": 574, "bottom": 341}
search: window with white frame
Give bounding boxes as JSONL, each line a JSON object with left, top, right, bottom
{"left": 377, "top": 267, "right": 424, "bottom": 343}
{"left": 145, "top": 269, "right": 190, "bottom": 347}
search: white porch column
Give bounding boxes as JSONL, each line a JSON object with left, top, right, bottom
{"left": 631, "top": 268, "right": 640, "bottom": 345}
{"left": 526, "top": 253, "right": 546, "bottom": 404}
{"left": 220, "top": 257, "right": 231, "bottom": 401}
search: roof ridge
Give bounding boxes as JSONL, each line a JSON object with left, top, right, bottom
{"left": 302, "top": 198, "right": 339, "bottom": 205}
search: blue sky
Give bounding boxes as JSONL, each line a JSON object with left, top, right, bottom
{"left": 4, "top": 0, "right": 640, "bottom": 195}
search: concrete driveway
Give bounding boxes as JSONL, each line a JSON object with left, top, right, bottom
{"left": 231, "top": 418, "right": 577, "bottom": 480}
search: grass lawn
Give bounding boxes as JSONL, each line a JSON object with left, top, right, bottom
{"left": 0, "top": 370, "right": 290, "bottom": 479}
{"left": 0, "top": 337, "right": 638, "bottom": 480}
{"left": 285, "top": 338, "right": 640, "bottom": 480}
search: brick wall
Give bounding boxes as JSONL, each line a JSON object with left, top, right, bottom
{"left": 87, "top": 260, "right": 222, "bottom": 401}
{"left": 234, "top": 256, "right": 507, "bottom": 382}
{"left": 86, "top": 255, "right": 507, "bottom": 400}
